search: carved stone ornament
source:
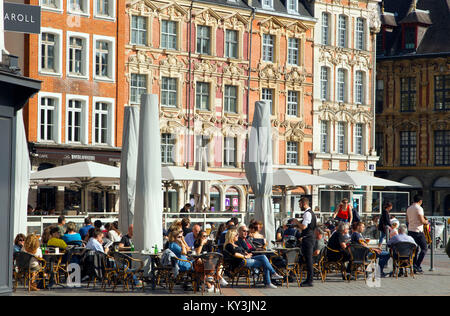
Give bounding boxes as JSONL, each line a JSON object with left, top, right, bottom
{"left": 158, "top": 2, "right": 187, "bottom": 20}
{"left": 127, "top": 50, "right": 152, "bottom": 74}
{"left": 259, "top": 17, "right": 284, "bottom": 33}
{"left": 259, "top": 63, "right": 282, "bottom": 80}
{"left": 285, "top": 67, "right": 307, "bottom": 84}
{"left": 126, "top": 0, "right": 157, "bottom": 16}
{"left": 194, "top": 8, "right": 221, "bottom": 26}
{"left": 223, "top": 13, "right": 248, "bottom": 30}
{"left": 285, "top": 121, "right": 305, "bottom": 142}
{"left": 160, "top": 55, "right": 185, "bottom": 70}
{"left": 194, "top": 60, "right": 218, "bottom": 74}
{"left": 223, "top": 63, "right": 245, "bottom": 78}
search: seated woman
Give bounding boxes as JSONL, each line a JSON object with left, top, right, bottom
{"left": 62, "top": 222, "right": 83, "bottom": 246}
{"left": 47, "top": 226, "right": 68, "bottom": 250}
{"left": 23, "top": 234, "right": 43, "bottom": 291}
{"left": 248, "top": 220, "right": 267, "bottom": 250}
{"left": 168, "top": 229, "right": 192, "bottom": 272}
{"left": 14, "top": 233, "right": 26, "bottom": 253}
{"left": 223, "top": 229, "right": 282, "bottom": 289}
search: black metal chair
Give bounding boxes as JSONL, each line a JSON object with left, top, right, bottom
{"left": 390, "top": 242, "right": 417, "bottom": 279}
{"left": 321, "top": 247, "right": 346, "bottom": 282}
{"left": 277, "top": 248, "right": 301, "bottom": 287}
{"left": 192, "top": 252, "right": 224, "bottom": 294}
{"left": 111, "top": 252, "right": 144, "bottom": 291}
{"left": 222, "top": 249, "right": 254, "bottom": 288}
{"left": 347, "top": 244, "right": 376, "bottom": 282}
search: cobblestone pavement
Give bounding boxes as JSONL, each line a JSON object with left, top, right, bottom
{"left": 13, "top": 250, "right": 450, "bottom": 296}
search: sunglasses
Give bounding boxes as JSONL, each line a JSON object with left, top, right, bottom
{"left": 242, "top": 230, "right": 249, "bottom": 233}
{"left": 201, "top": 235, "right": 208, "bottom": 238}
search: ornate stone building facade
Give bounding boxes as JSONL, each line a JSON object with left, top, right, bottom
{"left": 375, "top": 0, "right": 450, "bottom": 216}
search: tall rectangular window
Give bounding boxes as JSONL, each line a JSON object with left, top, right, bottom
{"left": 435, "top": 131, "right": 450, "bottom": 166}
{"left": 338, "top": 15, "right": 347, "bottom": 48}
{"left": 320, "top": 121, "right": 328, "bottom": 153}
{"left": 287, "top": 91, "right": 298, "bottom": 116}
{"left": 322, "top": 13, "right": 329, "bottom": 45}
{"left": 287, "top": 38, "right": 299, "bottom": 65}
{"left": 196, "top": 82, "right": 210, "bottom": 110}
{"left": 161, "top": 133, "right": 175, "bottom": 164}
{"left": 224, "top": 85, "right": 237, "bottom": 113}
{"left": 337, "top": 122, "right": 346, "bottom": 154}
{"left": 286, "top": 141, "right": 298, "bottom": 165}
{"left": 161, "top": 77, "right": 177, "bottom": 108}
{"left": 225, "top": 30, "right": 238, "bottom": 59}
{"left": 68, "top": 37, "right": 83, "bottom": 75}
{"left": 435, "top": 75, "right": 450, "bottom": 111}
{"left": 355, "top": 124, "right": 364, "bottom": 155}
{"left": 320, "top": 66, "right": 329, "bottom": 101}
{"left": 131, "top": 16, "right": 147, "bottom": 46}
{"left": 96, "top": 0, "right": 110, "bottom": 16}
{"left": 93, "top": 102, "right": 109, "bottom": 145}
{"left": 67, "top": 100, "right": 82, "bottom": 143}
{"left": 262, "top": 88, "right": 273, "bottom": 114}
{"left": 404, "top": 26, "right": 416, "bottom": 49}
{"left": 287, "top": 0, "right": 298, "bottom": 13}
{"left": 95, "top": 41, "right": 109, "bottom": 77}
{"left": 400, "top": 131, "right": 416, "bottom": 166}
{"left": 376, "top": 79, "right": 384, "bottom": 114}
{"left": 130, "top": 74, "right": 147, "bottom": 104}
{"left": 161, "top": 20, "right": 177, "bottom": 50}
{"left": 356, "top": 18, "right": 365, "bottom": 50}
{"left": 355, "top": 71, "right": 364, "bottom": 104}
{"left": 224, "top": 137, "right": 236, "bottom": 167}
{"left": 262, "top": 34, "right": 274, "bottom": 62}
{"left": 197, "top": 25, "right": 211, "bottom": 55}
{"left": 41, "top": 33, "right": 56, "bottom": 72}
{"left": 40, "top": 97, "right": 56, "bottom": 142}
{"left": 337, "top": 69, "right": 346, "bottom": 103}
{"left": 400, "top": 77, "right": 416, "bottom": 112}
{"left": 69, "top": 0, "right": 87, "bottom": 13}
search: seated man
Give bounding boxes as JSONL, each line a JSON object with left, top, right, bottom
{"left": 283, "top": 219, "right": 302, "bottom": 248}
{"left": 237, "top": 225, "right": 256, "bottom": 253}
{"left": 387, "top": 224, "right": 417, "bottom": 276}
{"left": 326, "top": 222, "right": 352, "bottom": 279}
{"left": 185, "top": 224, "right": 201, "bottom": 249}
{"left": 119, "top": 224, "right": 134, "bottom": 250}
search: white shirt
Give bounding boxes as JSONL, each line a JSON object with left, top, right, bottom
{"left": 302, "top": 208, "right": 312, "bottom": 227}
{"left": 86, "top": 238, "right": 105, "bottom": 253}
{"left": 108, "top": 230, "right": 122, "bottom": 242}
{"left": 406, "top": 203, "right": 424, "bottom": 233}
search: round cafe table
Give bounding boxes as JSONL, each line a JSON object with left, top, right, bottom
{"left": 42, "top": 252, "right": 65, "bottom": 288}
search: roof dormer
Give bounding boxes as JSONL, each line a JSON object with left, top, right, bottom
{"left": 399, "top": 1, "right": 432, "bottom": 51}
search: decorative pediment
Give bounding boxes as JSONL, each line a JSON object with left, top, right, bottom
{"left": 335, "top": 110, "right": 356, "bottom": 123}
{"left": 160, "top": 55, "right": 185, "bottom": 71}
{"left": 157, "top": 2, "right": 188, "bottom": 19}
{"left": 259, "top": 17, "right": 284, "bottom": 33}
{"left": 160, "top": 119, "right": 186, "bottom": 134}
{"left": 285, "top": 121, "right": 305, "bottom": 142}
{"left": 222, "top": 124, "right": 246, "bottom": 138}
{"left": 127, "top": 51, "right": 152, "bottom": 74}
{"left": 194, "top": 8, "right": 222, "bottom": 26}
{"left": 352, "top": 110, "right": 373, "bottom": 125}
{"left": 194, "top": 60, "right": 217, "bottom": 74}
{"left": 126, "top": 0, "right": 157, "bottom": 16}
{"left": 285, "top": 21, "right": 308, "bottom": 37}
{"left": 223, "top": 63, "right": 245, "bottom": 78}
{"left": 259, "top": 63, "right": 282, "bottom": 81}
{"left": 394, "top": 120, "right": 419, "bottom": 130}
{"left": 285, "top": 67, "right": 307, "bottom": 84}
{"left": 223, "top": 12, "right": 248, "bottom": 30}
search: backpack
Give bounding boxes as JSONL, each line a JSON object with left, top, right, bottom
{"left": 284, "top": 235, "right": 298, "bottom": 248}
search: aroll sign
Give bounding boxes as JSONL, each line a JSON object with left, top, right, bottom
{"left": 4, "top": 2, "right": 41, "bottom": 34}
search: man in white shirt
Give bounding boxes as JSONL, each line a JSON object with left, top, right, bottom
{"left": 86, "top": 229, "right": 109, "bottom": 254}
{"left": 298, "top": 197, "right": 316, "bottom": 287}
{"left": 406, "top": 195, "right": 428, "bottom": 273}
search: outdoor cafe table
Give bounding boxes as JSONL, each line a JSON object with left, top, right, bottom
{"left": 42, "top": 252, "right": 65, "bottom": 288}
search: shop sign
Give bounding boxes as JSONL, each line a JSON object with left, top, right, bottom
{"left": 4, "top": 3, "right": 41, "bottom": 34}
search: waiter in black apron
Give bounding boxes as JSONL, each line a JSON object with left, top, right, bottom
{"left": 298, "top": 197, "right": 316, "bottom": 287}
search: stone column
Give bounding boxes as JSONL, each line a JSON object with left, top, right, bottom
{"left": 56, "top": 186, "right": 65, "bottom": 214}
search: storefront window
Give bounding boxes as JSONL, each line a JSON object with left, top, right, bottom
{"left": 225, "top": 187, "right": 239, "bottom": 212}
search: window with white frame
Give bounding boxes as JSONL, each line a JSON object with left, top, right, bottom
{"left": 93, "top": 102, "right": 110, "bottom": 145}
{"left": 262, "top": 88, "right": 274, "bottom": 114}
{"left": 67, "top": 99, "right": 84, "bottom": 143}
{"left": 225, "top": 30, "right": 238, "bottom": 59}
{"left": 338, "top": 15, "right": 347, "bottom": 48}
{"left": 287, "top": 91, "right": 299, "bottom": 117}
{"left": 287, "top": 38, "right": 299, "bottom": 66}
{"left": 131, "top": 16, "right": 147, "bottom": 46}
{"left": 337, "top": 68, "right": 346, "bottom": 103}
{"left": 224, "top": 85, "right": 237, "bottom": 113}
{"left": 355, "top": 123, "right": 364, "bottom": 155}
{"left": 40, "top": 29, "right": 62, "bottom": 75}
{"left": 196, "top": 135, "right": 210, "bottom": 163}
{"left": 130, "top": 74, "right": 147, "bottom": 105}
{"left": 262, "top": 34, "right": 274, "bottom": 62}
{"left": 196, "top": 82, "right": 210, "bottom": 110}
{"left": 355, "top": 71, "right": 364, "bottom": 104}
{"left": 286, "top": 141, "right": 298, "bottom": 165}
{"left": 95, "top": 0, "right": 115, "bottom": 19}
{"left": 39, "top": 97, "right": 57, "bottom": 142}
{"left": 67, "top": 32, "right": 89, "bottom": 77}
{"left": 161, "top": 77, "right": 177, "bottom": 107}
{"left": 41, "top": 0, "right": 62, "bottom": 11}
{"left": 320, "top": 66, "right": 329, "bottom": 101}
{"left": 68, "top": 0, "right": 89, "bottom": 15}
{"left": 336, "top": 122, "right": 346, "bottom": 154}
{"left": 224, "top": 137, "right": 237, "bottom": 167}
{"left": 197, "top": 25, "right": 211, "bottom": 55}
{"left": 161, "top": 20, "right": 177, "bottom": 50}
{"left": 320, "top": 121, "right": 328, "bottom": 153}
{"left": 287, "top": 0, "right": 298, "bottom": 14}
{"left": 161, "top": 133, "right": 175, "bottom": 164}
{"left": 262, "top": 0, "right": 274, "bottom": 10}
{"left": 356, "top": 18, "right": 365, "bottom": 50}
{"left": 94, "top": 36, "right": 115, "bottom": 80}
{"left": 322, "top": 12, "right": 329, "bottom": 45}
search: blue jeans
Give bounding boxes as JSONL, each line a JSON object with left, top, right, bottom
{"left": 379, "top": 230, "right": 387, "bottom": 245}
{"left": 377, "top": 251, "right": 390, "bottom": 273}
{"left": 245, "top": 255, "right": 276, "bottom": 285}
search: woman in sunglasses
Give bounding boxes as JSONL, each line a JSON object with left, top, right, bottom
{"left": 14, "top": 234, "right": 26, "bottom": 253}
{"left": 168, "top": 229, "right": 192, "bottom": 272}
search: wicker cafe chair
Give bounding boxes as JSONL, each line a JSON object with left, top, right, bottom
{"left": 276, "top": 248, "right": 301, "bottom": 288}
{"left": 321, "top": 247, "right": 346, "bottom": 282}
{"left": 111, "top": 252, "right": 145, "bottom": 291}
{"left": 222, "top": 249, "right": 254, "bottom": 288}
{"left": 192, "top": 252, "right": 224, "bottom": 295}
{"left": 347, "top": 244, "right": 376, "bottom": 282}
{"left": 313, "top": 247, "right": 326, "bottom": 280}
{"left": 13, "top": 252, "right": 47, "bottom": 292}
{"left": 390, "top": 242, "right": 417, "bottom": 279}
{"left": 166, "top": 256, "right": 196, "bottom": 293}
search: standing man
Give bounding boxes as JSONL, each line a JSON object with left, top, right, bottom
{"left": 406, "top": 195, "right": 428, "bottom": 274}
{"left": 298, "top": 197, "right": 316, "bottom": 287}
{"left": 57, "top": 215, "right": 66, "bottom": 236}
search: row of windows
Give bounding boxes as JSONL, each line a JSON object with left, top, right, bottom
{"left": 376, "top": 75, "right": 450, "bottom": 112}
{"left": 38, "top": 93, "right": 114, "bottom": 146}
{"left": 377, "top": 131, "right": 450, "bottom": 166}
{"left": 130, "top": 74, "right": 302, "bottom": 116}
{"left": 39, "top": 29, "right": 115, "bottom": 81}
{"left": 319, "top": 121, "right": 365, "bottom": 155}
{"left": 321, "top": 13, "right": 367, "bottom": 50}
{"left": 130, "top": 16, "right": 302, "bottom": 66}
{"left": 320, "top": 67, "right": 366, "bottom": 104}
{"left": 41, "top": 0, "right": 115, "bottom": 19}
